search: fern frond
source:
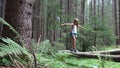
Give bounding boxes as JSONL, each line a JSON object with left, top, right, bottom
{"left": 0, "top": 37, "right": 32, "bottom": 59}
{"left": 0, "top": 17, "right": 19, "bottom": 36}
{"left": 52, "top": 52, "right": 71, "bottom": 62}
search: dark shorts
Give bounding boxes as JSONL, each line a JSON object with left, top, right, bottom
{"left": 71, "top": 33, "right": 77, "bottom": 37}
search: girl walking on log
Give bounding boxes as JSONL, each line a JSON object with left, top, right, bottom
{"left": 70, "top": 18, "right": 83, "bottom": 52}
{"left": 61, "top": 18, "right": 84, "bottom": 52}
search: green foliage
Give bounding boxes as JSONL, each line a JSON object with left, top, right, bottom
{"left": 34, "top": 40, "right": 52, "bottom": 54}
{"left": 36, "top": 51, "right": 120, "bottom": 68}
{"left": 75, "top": 16, "right": 116, "bottom": 51}
{"left": 53, "top": 41, "right": 66, "bottom": 51}
{"left": 0, "top": 17, "right": 19, "bottom": 37}
{"left": 32, "top": 39, "right": 68, "bottom": 67}
{"left": 66, "top": 58, "right": 120, "bottom": 68}
{"left": 36, "top": 53, "right": 61, "bottom": 68}
{"left": 36, "top": 52, "right": 72, "bottom": 68}
{"left": 0, "top": 37, "right": 32, "bottom": 58}
{"left": 33, "top": 39, "right": 65, "bottom": 55}
{"left": 42, "top": 0, "right": 62, "bottom": 30}
{"left": 52, "top": 52, "right": 71, "bottom": 62}
{"left": 0, "top": 58, "right": 11, "bottom": 65}
{"left": 0, "top": 37, "right": 33, "bottom": 68}
{"left": 0, "top": 18, "right": 33, "bottom": 67}
{"left": 61, "top": 16, "right": 116, "bottom": 51}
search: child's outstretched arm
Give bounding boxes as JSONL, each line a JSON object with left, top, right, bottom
{"left": 61, "top": 23, "right": 73, "bottom": 26}
{"left": 78, "top": 25, "right": 86, "bottom": 29}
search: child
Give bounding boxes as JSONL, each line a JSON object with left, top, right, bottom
{"left": 61, "top": 18, "right": 83, "bottom": 52}
{"left": 70, "top": 18, "right": 83, "bottom": 52}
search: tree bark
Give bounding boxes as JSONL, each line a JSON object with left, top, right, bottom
{"left": 0, "top": 0, "right": 6, "bottom": 36}
{"left": 102, "top": 0, "right": 104, "bottom": 22}
{"left": 98, "top": 0, "right": 100, "bottom": 17}
{"left": 80, "top": 0, "right": 86, "bottom": 51}
{"left": 2, "top": 0, "right": 33, "bottom": 49}
{"left": 113, "top": 0, "right": 119, "bottom": 46}
{"left": 93, "top": 0, "right": 97, "bottom": 46}
{"left": 117, "top": 0, "right": 120, "bottom": 45}
{"left": 61, "top": 49, "right": 120, "bottom": 62}
{"left": 32, "top": 0, "right": 41, "bottom": 41}
{"left": 118, "top": 0, "right": 120, "bottom": 45}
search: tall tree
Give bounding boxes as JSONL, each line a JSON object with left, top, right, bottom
{"left": 117, "top": 0, "right": 120, "bottom": 45}
{"left": 119, "top": 0, "right": 120, "bottom": 45}
{"left": 102, "top": 0, "right": 104, "bottom": 21}
{"left": 97, "top": 0, "right": 100, "bottom": 17}
{"left": 2, "top": 0, "right": 33, "bottom": 49}
{"left": 93, "top": 0, "right": 97, "bottom": 46}
{"left": 32, "top": 0, "right": 41, "bottom": 41}
{"left": 80, "top": 0, "right": 85, "bottom": 25}
{"left": 113, "top": 0, "right": 119, "bottom": 45}
{"left": 0, "top": 0, "right": 6, "bottom": 36}
{"left": 80, "top": 0, "right": 86, "bottom": 51}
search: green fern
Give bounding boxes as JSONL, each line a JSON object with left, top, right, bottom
{"left": 0, "top": 17, "right": 32, "bottom": 61}
{"left": 37, "top": 40, "right": 51, "bottom": 54}
{"left": 0, "top": 17, "right": 19, "bottom": 37}
{"left": 52, "top": 52, "right": 71, "bottom": 62}
{"left": 0, "top": 37, "right": 32, "bottom": 59}
{"left": 0, "top": 18, "right": 32, "bottom": 67}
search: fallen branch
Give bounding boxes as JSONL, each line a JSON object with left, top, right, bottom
{"left": 60, "top": 49, "right": 120, "bottom": 62}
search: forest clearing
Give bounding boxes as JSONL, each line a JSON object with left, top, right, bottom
{"left": 0, "top": 0, "right": 120, "bottom": 68}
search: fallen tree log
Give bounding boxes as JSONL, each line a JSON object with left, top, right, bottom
{"left": 93, "top": 49, "right": 120, "bottom": 55}
{"left": 73, "top": 52, "right": 120, "bottom": 62}
{"left": 60, "top": 49, "right": 120, "bottom": 62}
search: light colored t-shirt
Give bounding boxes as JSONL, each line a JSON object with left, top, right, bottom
{"left": 71, "top": 25, "right": 77, "bottom": 33}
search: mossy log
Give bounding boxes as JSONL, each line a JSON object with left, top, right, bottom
{"left": 60, "top": 49, "right": 120, "bottom": 62}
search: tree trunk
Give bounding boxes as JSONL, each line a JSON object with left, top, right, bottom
{"left": 2, "top": 0, "right": 33, "bottom": 49}
{"left": 0, "top": 0, "right": 6, "bottom": 36}
{"left": 61, "top": 49, "right": 120, "bottom": 62}
{"left": 80, "top": 0, "right": 85, "bottom": 25}
{"left": 68, "top": 0, "right": 76, "bottom": 19}
{"left": 118, "top": 0, "right": 120, "bottom": 45}
{"left": 32, "top": 0, "right": 41, "bottom": 41}
{"left": 113, "top": 0, "right": 119, "bottom": 46}
{"left": 80, "top": 0, "right": 86, "bottom": 51}
{"left": 93, "top": 0, "right": 97, "bottom": 46}
{"left": 117, "top": 0, "right": 120, "bottom": 45}
{"left": 102, "top": 0, "right": 104, "bottom": 22}
{"left": 98, "top": 0, "right": 100, "bottom": 17}
{"left": 59, "top": 0, "right": 62, "bottom": 38}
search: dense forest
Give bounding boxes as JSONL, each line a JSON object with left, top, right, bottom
{"left": 0, "top": 0, "right": 120, "bottom": 68}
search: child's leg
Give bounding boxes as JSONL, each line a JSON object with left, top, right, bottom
{"left": 72, "top": 36, "right": 76, "bottom": 49}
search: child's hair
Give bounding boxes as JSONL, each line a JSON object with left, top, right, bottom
{"left": 73, "top": 18, "right": 79, "bottom": 28}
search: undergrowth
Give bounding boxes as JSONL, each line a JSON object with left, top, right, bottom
{"left": 0, "top": 18, "right": 120, "bottom": 68}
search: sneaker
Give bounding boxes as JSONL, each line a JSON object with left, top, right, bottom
{"left": 70, "top": 48, "right": 74, "bottom": 51}
{"left": 73, "top": 49, "right": 78, "bottom": 52}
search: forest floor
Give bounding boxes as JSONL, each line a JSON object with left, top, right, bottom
{"left": 37, "top": 49, "right": 120, "bottom": 68}
{"left": 65, "top": 57, "right": 120, "bottom": 68}
{"left": 38, "top": 45, "right": 120, "bottom": 68}
{"left": 38, "top": 53, "right": 120, "bottom": 68}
